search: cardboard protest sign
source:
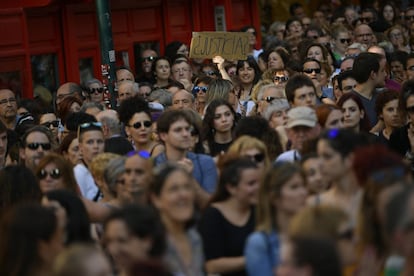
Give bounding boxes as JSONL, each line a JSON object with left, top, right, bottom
{"left": 189, "top": 32, "right": 250, "bottom": 60}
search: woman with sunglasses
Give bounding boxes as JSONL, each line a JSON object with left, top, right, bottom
{"left": 35, "top": 153, "right": 79, "bottom": 194}
{"left": 227, "top": 135, "right": 270, "bottom": 172}
{"left": 192, "top": 76, "right": 213, "bottom": 116}
{"left": 39, "top": 111, "right": 60, "bottom": 143}
{"left": 302, "top": 58, "right": 335, "bottom": 106}
{"left": 244, "top": 162, "right": 307, "bottom": 276}
{"left": 202, "top": 99, "right": 236, "bottom": 156}
{"left": 118, "top": 95, "right": 164, "bottom": 157}
{"left": 199, "top": 155, "right": 260, "bottom": 276}
{"left": 86, "top": 78, "right": 105, "bottom": 105}
{"left": 152, "top": 57, "right": 172, "bottom": 89}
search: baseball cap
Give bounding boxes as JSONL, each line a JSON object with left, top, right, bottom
{"left": 286, "top": 106, "right": 317, "bottom": 128}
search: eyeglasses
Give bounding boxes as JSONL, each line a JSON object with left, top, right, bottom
{"left": 38, "top": 168, "right": 61, "bottom": 180}
{"left": 41, "top": 120, "right": 60, "bottom": 128}
{"left": 263, "top": 96, "right": 278, "bottom": 103}
{"left": 273, "top": 76, "right": 289, "bottom": 83}
{"left": 142, "top": 56, "right": 155, "bottom": 62}
{"left": 78, "top": 122, "right": 102, "bottom": 129}
{"left": 407, "top": 106, "right": 414, "bottom": 114}
{"left": 126, "top": 150, "right": 151, "bottom": 159}
{"left": 337, "top": 228, "right": 354, "bottom": 240}
{"left": 88, "top": 87, "right": 104, "bottom": 94}
{"left": 26, "top": 142, "right": 52, "bottom": 151}
{"left": 247, "top": 31, "right": 256, "bottom": 36}
{"left": 192, "top": 86, "right": 208, "bottom": 95}
{"left": 390, "top": 32, "right": 402, "bottom": 39}
{"left": 303, "top": 68, "right": 321, "bottom": 74}
{"left": 245, "top": 153, "right": 265, "bottom": 163}
{"left": 0, "top": 98, "right": 17, "bottom": 105}
{"left": 128, "top": 120, "right": 152, "bottom": 129}
{"left": 406, "top": 15, "right": 414, "bottom": 20}
{"left": 203, "top": 70, "right": 217, "bottom": 76}
{"left": 339, "top": 38, "right": 352, "bottom": 44}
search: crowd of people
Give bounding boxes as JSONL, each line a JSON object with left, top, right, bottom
{"left": 3, "top": 1, "right": 414, "bottom": 275}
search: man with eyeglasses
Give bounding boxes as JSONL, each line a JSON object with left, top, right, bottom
{"left": 56, "top": 82, "right": 83, "bottom": 110}
{"left": 172, "top": 89, "right": 195, "bottom": 110}
{"left": 136, "top": 49, "right": 158, "bottom": 84}
{"left": 0, "top": 89, "right": 18, "bottom": 129}
{"left": 275, "top": 106, "right": 320, "bottom": 163}
{"left": 354, "top": 24, "right": 375, "bottom": 48}
{"left": 171, "top": 60, "right": 193, "bottom": 92}
{"left": 256, "top": 84, "right": 284, "bottom": 116}
{"left": 75, "top": 121, "right": 105, "bottom": 201}
{"left": 19, "top": 125, "right": 54, "bottom": 172}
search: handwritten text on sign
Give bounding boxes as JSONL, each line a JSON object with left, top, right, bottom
{"left": 189, "top": 32, "right": 250, "bottom": 60}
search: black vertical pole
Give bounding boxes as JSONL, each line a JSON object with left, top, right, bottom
{"left": 96, "top": 0, "right": 116, "bottom": 109}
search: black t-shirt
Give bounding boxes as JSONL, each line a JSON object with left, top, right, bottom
{"left": 198, "top": 206, "right": 255, "bottom": 276}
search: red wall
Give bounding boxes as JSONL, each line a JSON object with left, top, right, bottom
{"left": 0, "top": 0, "right": 260, "bottom": 99}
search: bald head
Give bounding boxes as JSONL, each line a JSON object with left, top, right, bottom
{"left": 117, "top": 81, "right": 138, "bottom": 103}
{"left": 172, "top": 89, "right": 194, "bottom": 110}
{"left": 56, "top": 82, "right": 82, "bottom": 105}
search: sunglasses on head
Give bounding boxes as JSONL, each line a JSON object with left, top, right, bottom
{"left": 273, "top": 76, "right": 289, "bottom": 82}
{"left": 26, "top": 143, "right": 52, "bottom": 151}
{"left": 340, "top": 38, "right": 352, "bottom": 44}
{"left": 42, "top": 120, "right": 59, "bottom": 128}
{"left": 126, "top": 150, "right": 151, "bottom": 159}
{"left": 128, "top": 120, "right": 152, "bottom": 129}
{"left": 245, "top": 153, "right": 265, "bottom": 163}
{"left": 38, "top": 168, "right": 61, "bottom": 180}
{"left": 142, "top": 56, "right": 155, "bottom": 62}
{"left": 263, "top": 96, "right": 278, "bottom": 103}
{"left": 303, "top": 68, "right": 321, "bottom": 74}
{"left": 89, "top": 87, "right": 104, "bottom": 94}
{"left": 192, "top": 86, "right": 208, "bottom": 95}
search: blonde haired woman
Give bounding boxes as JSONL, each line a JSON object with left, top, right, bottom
{"left": 227, "top": 135, "right": 270, "bottom": 171}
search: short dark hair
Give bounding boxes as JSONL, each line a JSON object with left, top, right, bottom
{"left": 375, "top": 89, "right": 399, "bottom": 117}
{"left": 285, "top": 74, "right": 316, "bottom": 104}
{"left": 20, "top": 125, "right": 54, "bottom": 148}
{"left": 352, "top": 52, "right": 381, "bottom": 84}
{"left": 104, "top": 204, "right": 166, "bottom": 257}
{"left": 156, "top": 109, "right": 192, "bottom": 134}
{"left": 337, "top": 70, "right": 355, "bottom": 91}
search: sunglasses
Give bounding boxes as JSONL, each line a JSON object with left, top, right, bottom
{"left": 27, "top": 142, "right": 52, "bottom": 150}
{"left": 126, "top": 150, "right": 151, "bottom": 159}
{"left": 263, "top": 96, "right": 278, "bottom": 103}
{"left": 245, "top": 153, "right": 265, "bottom": 163}
{"left": 38, "top": 168, "right": 61, "bottom": 180}
{"left": 192, "top": 86, "right": 208, "bottom": 94}
{"left": 142, "top": 56, "right": 155, "bottom": 62}
{"left": 407, "top": 106, "right": 414, "bottom": 114}
{"left": 89, "top": 88, "right": 104, "bottom": 94}
{"left": 42, "top": 120, "right": 60, "bottom": 128}
{"left": 406, "top": 15, "right": 414, "bottom": 20}
{"left": 128, "top": 120, "right": 152, "bottom": 129}
{"left": 360, "top": 17, "right": 373, "bottom": 23}
{"left": 273, "top": 76, "right": 289, "bottom": 83}
{"left": 340, "top": 38, "right": 351, "bottom": 44}
{"left": 303, "top": 68, "right": 321, "bottom": 74}
{"left": 203, "top": 70, "right": 217, "bottom": 76}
